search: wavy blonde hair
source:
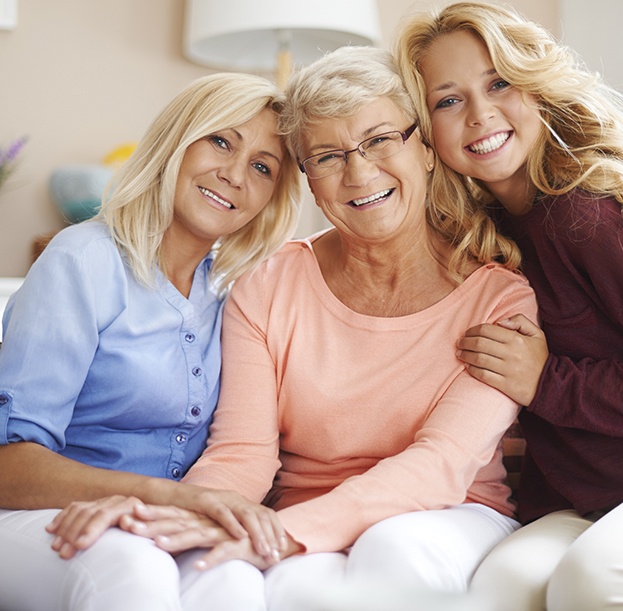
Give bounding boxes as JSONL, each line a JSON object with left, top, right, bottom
{"left": 395, "top": 1, "right": 623, "bottom": 219}
{"left": 98, "top": 73, "right": 300, "bottom": 295}
{"left": 281, "top": 44, "right": 521, "bottom": 279}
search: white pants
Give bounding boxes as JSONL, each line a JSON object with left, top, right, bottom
{"left": 471, "top": 502, "right": 623, "bottom": 611}
{"left": 0, "top": 508, "right": 264, "bottom": 611}
{"left": 0, "top": 504, "right": 517, "bottom": 611}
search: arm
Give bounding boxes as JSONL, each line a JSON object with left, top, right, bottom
{"left": 459, "top": 197, "right": 623, "bottom": 433}
{"left": 182, "top": 277, "right": 281, "bottom": 502}
{"left": 276, "top": 371, "right": 521, "bottom": 553}
{"left": 0, "top": 234, "right": 281, "bottom": 556}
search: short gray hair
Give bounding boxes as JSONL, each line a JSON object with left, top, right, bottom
{"left": 281, "top": 46, "right": 418, "bottom": 159}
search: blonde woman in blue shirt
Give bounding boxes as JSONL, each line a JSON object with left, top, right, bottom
{"left": 0, "top": 72, "right": 299, "bottom": 611}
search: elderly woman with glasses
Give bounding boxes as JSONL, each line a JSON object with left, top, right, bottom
{"left": 119, "top": 46, "right": 539, "bottom": 609}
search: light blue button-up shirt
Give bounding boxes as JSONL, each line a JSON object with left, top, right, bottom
{"left": 0, "top": 221, "right": 223, "bottom": 480}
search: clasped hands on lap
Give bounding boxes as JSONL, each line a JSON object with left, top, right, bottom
{"left": 46, "top": 489, "right": 296, "bottom": 570}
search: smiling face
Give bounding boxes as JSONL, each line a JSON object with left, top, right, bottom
{"left": 420, "top": 30, "right": 543, "bottom": 209}
{"left": 167, "top": 107, "right": 284, "bottom": 254}
{"left": 301, "top": 97, "right": 434, "bottom": 243}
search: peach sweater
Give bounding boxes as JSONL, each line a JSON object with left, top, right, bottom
{"left": 184, "top": 236, "right": 539, "bottom": 553}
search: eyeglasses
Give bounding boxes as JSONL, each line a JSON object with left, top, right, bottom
{"left": 299, "top": 123, "right": 419, "bottom": 179}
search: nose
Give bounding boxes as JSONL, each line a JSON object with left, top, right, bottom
{"left": 466, "top": 95, "right": 495, "bottom": 127}
{"left": 342, "top": 151, "right": 380, "bottom": 187}
{"left": 217, "top": 157, "right": 244, "bottom": 188}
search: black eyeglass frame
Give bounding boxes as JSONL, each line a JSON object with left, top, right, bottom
{"left": 298, "top": 122, "right": 419, "bottom": 177}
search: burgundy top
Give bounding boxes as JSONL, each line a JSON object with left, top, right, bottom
{"left": 494, "top": 190, "right": 623, "bottom": 524}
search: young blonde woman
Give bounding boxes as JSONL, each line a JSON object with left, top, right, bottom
{"left": 0, "top": 72, "right": 299, "bottom": 611}
{"left": 396, "top": 3, "right": 623, "bottom": 609}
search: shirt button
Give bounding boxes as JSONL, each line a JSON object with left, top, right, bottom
{"left": 185, "top": 333, "right": 195, "bottom": 343}
{"left": 175, "top": 433, "right": 187, "bottom": 444}
{"left": 192, "top": 367, "right": 202, "bottom": 377}
{"left": 191, "top": 406, "right": 201, "bottom": 417}
{"left": 0, "top": 393, "right": 9, "bottom": 405}
{"left": 171, "top": 468, "right": 182, "bottom": 479}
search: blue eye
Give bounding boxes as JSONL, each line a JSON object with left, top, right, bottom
{"left": 253, "top": 162, "right": 272, "bottom": 177}
{"left": 435, "top": 97, "right": 459, "bottom": 109}
{"left": 491, "top": 79, "right": 511, "bottom": 91}
{"left": 207, "top": 135, "right": 229, "bottom": 150}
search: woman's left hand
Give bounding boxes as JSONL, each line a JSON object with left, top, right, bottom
{"left": 456, "top": 314, "right": 549, "bottom": 406}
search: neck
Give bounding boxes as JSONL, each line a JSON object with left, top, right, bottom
{"left": 161, "top": 232, "right": 215, "bottom": 298}
{"left": 485, "top": 170, "right": 538, "bottom": 216}
{"left": 314, "top": 228, "right": 461, "bottom": 317}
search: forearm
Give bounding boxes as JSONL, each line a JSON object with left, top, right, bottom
{"left": 529, "top": 354, "right": 623, "bottom": 433}
{"left": 0, "top": 441, "right": 176, "bottom": 509}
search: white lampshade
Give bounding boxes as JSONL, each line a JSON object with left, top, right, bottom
{"left": 184, "top": 0, "right": 382, "bottom": 72}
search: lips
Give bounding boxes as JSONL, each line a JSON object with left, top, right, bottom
{"left": 349, "top": 188, "right": 394, "bottom": 207}
{"left": 198, "top": 186, "right": 235, "bottom": 209}
{"left": 467, "top": 131, "right": 511, "bottom": 154}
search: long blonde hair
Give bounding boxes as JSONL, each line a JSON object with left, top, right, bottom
{"left": 281, "top": 45, "right": 519, "bottom": 280}
{"left": 395, "top": 1, "right": 623, "bottom": 211}
{"left": 98, "top": 73, "right": 300, "bottom": 294}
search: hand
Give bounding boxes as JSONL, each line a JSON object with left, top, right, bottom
{"left": 46, "top": 495, "right": 143, "bottom": 559}
{"left": 456, "top": 314, "right": 549, "bottom": 406}
{"left": 174, "top": 485, "right": 288, "bottom": 558}
{"left": 121, "top": 503, "right": 301, "bottom": 569}
{"left": 120, "top": 504, "right": 231, "bottom": 555}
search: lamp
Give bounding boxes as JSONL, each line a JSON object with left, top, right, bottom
{"left": 184, "top": 0, "right": 382, "bottom": 88}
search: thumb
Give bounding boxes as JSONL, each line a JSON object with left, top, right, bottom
{"left": 496, "top": 313, "right": 540, "bottom": 337}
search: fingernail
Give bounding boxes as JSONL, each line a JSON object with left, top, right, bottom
{"left": 195, "top": 559, "right": 208, "bottom": 570}
{"left": 271, "top": 549, "right": 281, "bottom": 561}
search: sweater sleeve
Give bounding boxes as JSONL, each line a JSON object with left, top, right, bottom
{"left": 182, "top": 268, "right": 281, "bottom": 501}
{"left": 525, "top": 198, "right": 623, "bottom": 434}
{"left": 277, "top": 371, "right": 520, "bottom": 553}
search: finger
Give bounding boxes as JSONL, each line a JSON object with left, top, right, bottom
{"left": 200, "top": 502, "right": 247, "bottom": 541}
{"left": 154, "top": 526, "right": 232, "bottom": 554}
{"left": 496, "top": 314, "right": 542, "bottom": 337}
{"left": 121, "top": 515, "right": 197, "bottom": 539}
{"left": 133, "top": 503, "right": 190, "bottom": 521}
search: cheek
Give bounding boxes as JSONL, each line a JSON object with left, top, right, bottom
{"left": 430, "top": 121, "right": 458, "bottom": 162}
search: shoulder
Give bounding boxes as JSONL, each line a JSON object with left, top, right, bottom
{"left": 465, "top": 263, "right": 536, "bottom": 301}
{"left": 235, "top": 237, "right": 315, "bottom": 289}
{"left": 39, "top": 221, "right": 122, "bottom": 272}
{"left": 544, "top": 190, "right": 623, "bottom": 231}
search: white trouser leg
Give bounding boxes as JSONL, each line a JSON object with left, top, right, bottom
{"left": 0, "top": 508, "right": 182, "bottom": 611}
{"left": 265, "top": 552, "right": 347, "bottom": 611}
{"left": 346, "top": 504, "right": 519, "bottom": 592}
{"left": 470, "top": 509, "right": 591, "bottom": 611}
{"left": 547, "top": 502, "right": 623, "bottom": 611}
{"left": 177, "top": 551, "right": 267, "bottom": 611}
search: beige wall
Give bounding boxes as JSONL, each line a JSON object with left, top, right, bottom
{"left": 0, "top": 0, "right": 558, "bottom": 277}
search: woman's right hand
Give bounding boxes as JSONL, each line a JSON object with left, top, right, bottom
{"left": 46, "top": 494, "right": 144, "bottom": 559}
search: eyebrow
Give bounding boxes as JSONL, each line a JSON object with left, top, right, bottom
{"left": 307, "top": 121, "right": 397, "bottom": 155}
{"left": 226, "top": 127, "right": 283, "bottom": 166}
{"left": 429, "top": 68, "right": 498, "bottom": 94}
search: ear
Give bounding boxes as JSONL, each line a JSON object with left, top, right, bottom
{"left": 424, "top": 145, "right": 435, "bottom": 172}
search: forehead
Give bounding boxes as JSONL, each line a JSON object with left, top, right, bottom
{"left": 233, "top": 108, "right": 284, "bottom": 158}
{"left": 301, "top": 98, "right": 407, "bottom": 153}
{"left": 421, "top": 30, "right": 493, "bottom": 88}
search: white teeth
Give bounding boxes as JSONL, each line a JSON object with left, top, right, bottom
{"left": 351, "top": 189, "right": 392, "bottom": 207}
{"left": 468, "top": 132, "right": 510, "bottom": 154}
{"left": 198, "top": 186, "right": 233, "bottom": 208}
